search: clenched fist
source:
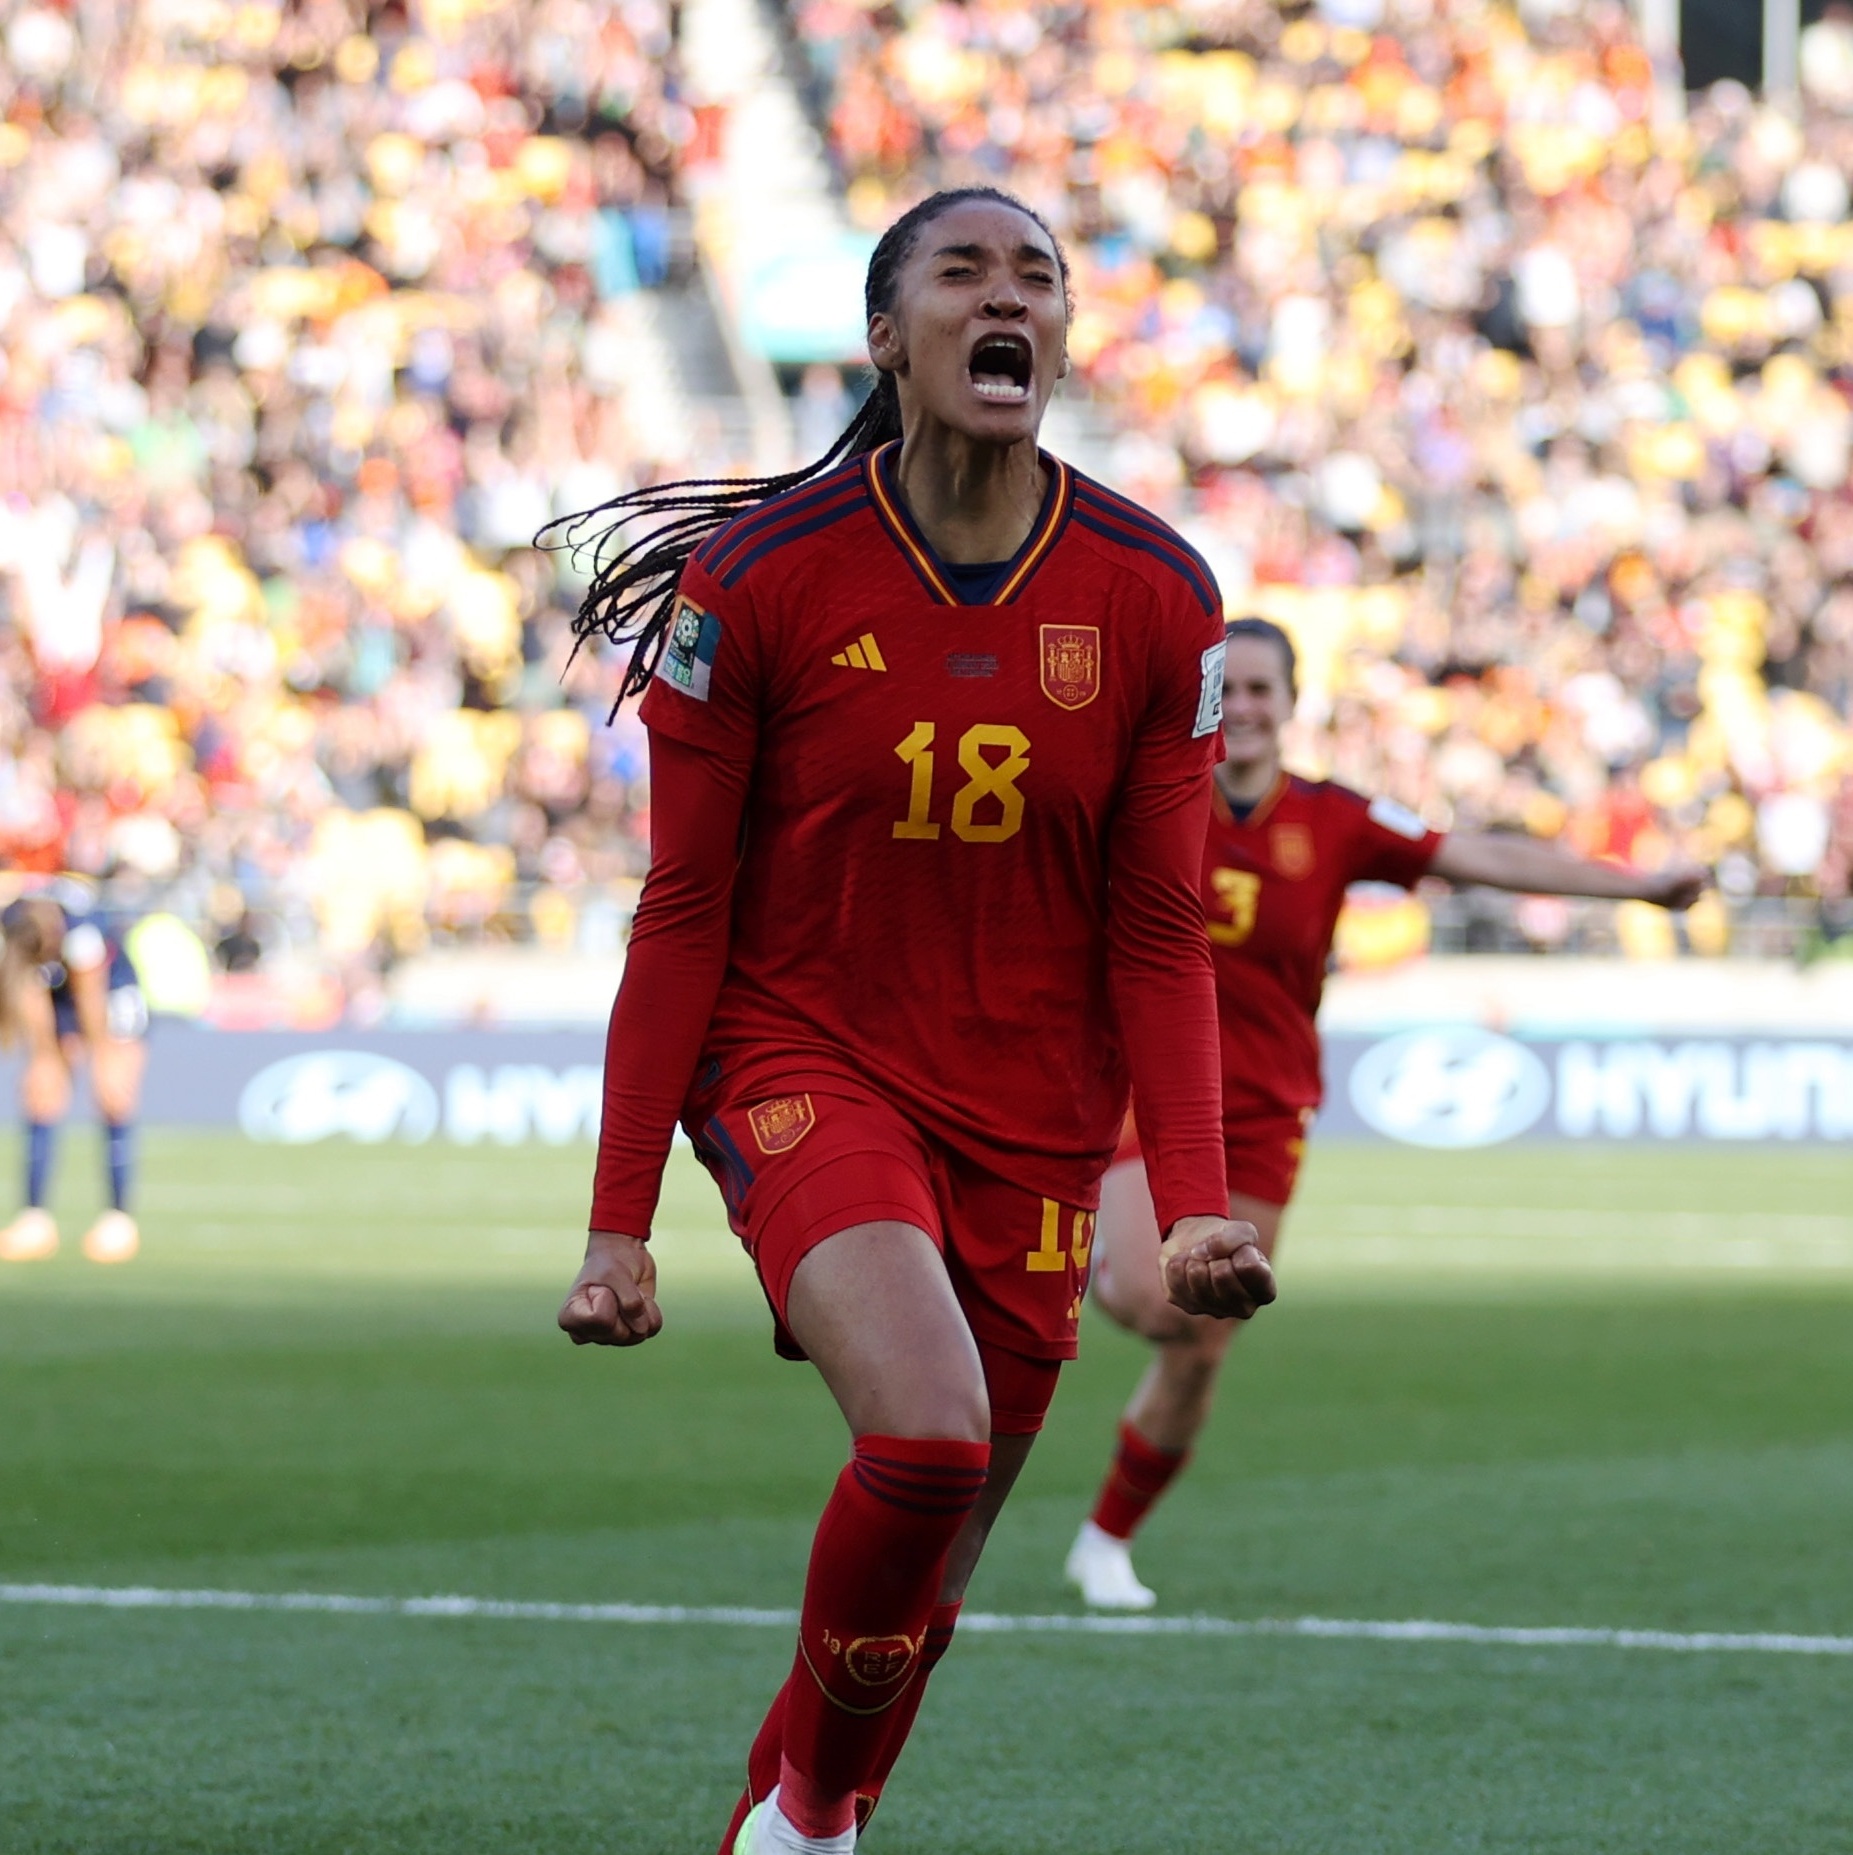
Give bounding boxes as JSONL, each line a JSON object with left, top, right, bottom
{"left": 558, "top": 1230, "right": 663, "bottom": 1346}
{"left": 1159, "top": 1215, "right": 1277, "bottom": 1320}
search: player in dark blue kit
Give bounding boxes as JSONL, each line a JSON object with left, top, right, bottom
{"left": 0, "top": 888, "right": 147, "bottom": 1264}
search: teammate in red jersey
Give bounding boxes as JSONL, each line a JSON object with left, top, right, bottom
{"left": 545, "top": 188, "right": 1275, "bottom": 1853}
{"left": 1064, "top": 618, "right": 1708, "bottom": 1610}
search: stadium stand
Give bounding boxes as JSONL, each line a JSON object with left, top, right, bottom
{"left": 788, "top": 0, "right": 1853, "bottom": 955}
{"left": 0, "top": 0, "right": 748, "bottom": 1014}
{"left": 2, "top": 0, "right": 1851, "bottom": 1017}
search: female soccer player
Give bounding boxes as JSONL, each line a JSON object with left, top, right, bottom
{"left": 0, "top": 891, "right": 147, "bottom": 1264}
{"left": 1064, "top": 617, "right": 1708, "bottom": 1610}
{"left": 548, "top": 187, "right": 1276, "bottom": 1853}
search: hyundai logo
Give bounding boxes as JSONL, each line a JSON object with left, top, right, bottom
{"left": 239, "top": 1052, "right": 441, "bottom": 1145}
{"left": 1347, "top": 1028, "right": 1550, "bottom": 1149}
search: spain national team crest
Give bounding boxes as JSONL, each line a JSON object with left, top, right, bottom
{"left": 1039, "top": 625, "right": 1100, "bottom": 711}
{"left": 747, "top": 1093, "right": 816, "bottom": 1155}
{"left": 1270, "top": 822, "right": 1315, "bottom": 879}
{"left": 844, "top": 1632, "right": 920, "bottom": 1687}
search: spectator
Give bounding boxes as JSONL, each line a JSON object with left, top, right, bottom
{"left": 791, "top": 0, "right": 1853, "bottom": 917}
{"left": 0, "top": 0, "right": 727, "bottom": 1002}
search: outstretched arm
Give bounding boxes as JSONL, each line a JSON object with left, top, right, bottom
{"left": 558, "top": 729, "right": 748, "bottom": 1347}
{"left": 1431, "top": 833, "right": 1707, "bottom": 909}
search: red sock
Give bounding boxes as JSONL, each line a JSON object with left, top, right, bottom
{"left": 720, "top": 1598, "right": 966, "bottom": 1846}
{"left": 772, "top": 1434, "right": 990, "bottom": 1837}
{"left": 854, "top": 1598, "right": 962, "bottom": 1829}
{"left": 1090, "top": 1420, "right": 1189, "bottom": 1541}
{"left": 717, "top": 1678, "right": 789, "bottom": 1855}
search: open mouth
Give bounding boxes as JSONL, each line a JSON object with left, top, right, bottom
{"left": 969, "top": 333, "right": 1033, "bottom": 403}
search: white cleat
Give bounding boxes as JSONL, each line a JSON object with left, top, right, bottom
{"left": 735, "top": 1786, "right": 856, "bottom": 1854}
{"left": 82, "top": 1210, "right": 139, "bottom": 1265}
{"left": 0, "top": 1207, "right": 58, "bottom": 1262}
{"left": 1065, "top": 1518, "right": 1158, "bottom": 1611}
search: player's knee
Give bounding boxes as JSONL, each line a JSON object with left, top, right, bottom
{"left": 866, "top": 1378, "right": 991, "bottom": 1445}
{"left": 1129, "top": 1296, "right": 1198, "bottom": 1346}
{"left": 1095, "top": 1263, "right": 1176, "bottom": 1342}
{"left": 1163, "top": 1319, "right": 1233, "bottom": 1379}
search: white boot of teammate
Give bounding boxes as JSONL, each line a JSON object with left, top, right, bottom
{"left": 1065, "top": 1518, "right": 1157, "bottom": 1610}
{"left": 734, "top": 1786, "right": 856, "bottom": 1855}
{"left": 0, "top": 1207, "right": 58, "bottom": 1262}
{"left": 82, "top": 1210, "right": 139, "bottom": 1264}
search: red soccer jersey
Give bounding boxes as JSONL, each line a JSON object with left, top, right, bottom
{"left": 1204, "top": 773, "right": 1442, "bottom": 1121}
{"left": 607, "top": 443, "right": 1230, "bottom": 1227}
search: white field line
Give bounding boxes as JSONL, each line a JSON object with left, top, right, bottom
{"left": 3, "top": 1583, "right": 1849, "bottom": 1658}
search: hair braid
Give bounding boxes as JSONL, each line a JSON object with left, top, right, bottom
{"left": 540, "top": 187, "right": 1069, "bottom": 707}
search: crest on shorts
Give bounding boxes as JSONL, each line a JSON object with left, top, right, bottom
{"left": 1270, "top": 822, "right": 1314, "bottom": 879}
{"left": 747, "top": 1093, "right": 815, "bottom": 1155}
{"left": 844, "top": 1632, "right": 921, "bottom": 1687}
{"left": 1039, "top": 625, "right": 1100, "bottom": 711}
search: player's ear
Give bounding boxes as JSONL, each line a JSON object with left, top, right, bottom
{"left": 868, "top": 312, "right": 904, "bottom": 376}
{"left": 1057, "top": 347, "right": 1071, "bottom": 381}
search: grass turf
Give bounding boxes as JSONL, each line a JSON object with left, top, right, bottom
{"left": 2, "top": 1133, "right": 1850, "bottom": 1852}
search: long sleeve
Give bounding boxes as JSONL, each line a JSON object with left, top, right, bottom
{"left": 1107, "top": 767, "right": 1227, "bottom": 1233}
{"left": 588, "top": 729, "right": 749, "bottom": 1236}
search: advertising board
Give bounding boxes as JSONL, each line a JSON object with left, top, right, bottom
{"left": 13, "top": 1025, "right": 1847, "bottom": 1151}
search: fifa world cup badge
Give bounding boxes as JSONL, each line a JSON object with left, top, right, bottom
{"left": 662, "top": 597, "right": 722, "bottom": 701}
{"left": 1039, "top": 625, "right": 1101, "bottom": 710}
{"left": 1193, "top": 639, "right": 1227, "bottom": 737}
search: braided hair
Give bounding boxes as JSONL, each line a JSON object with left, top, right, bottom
{"left": 541, "top": 187, "right": 1071, "bottom": 704}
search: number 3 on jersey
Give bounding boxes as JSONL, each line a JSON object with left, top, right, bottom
{"left": 1208, "top": 866, "right": 1261, "bottom": 945}
{"left": 893, "top": 722, "right": 1031, "bottom": 844}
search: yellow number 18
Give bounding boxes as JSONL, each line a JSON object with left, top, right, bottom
{"left": 893, "top": 722, "right": 1031, "bottom": 844}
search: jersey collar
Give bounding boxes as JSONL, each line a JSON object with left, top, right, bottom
{"left": 1215, "top": 767, "right": 1289, "bottom": 828}
{"left": 865, "top": 442, "right": 1073, "bottom": 606}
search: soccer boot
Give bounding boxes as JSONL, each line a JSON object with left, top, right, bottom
{"left": 0, "top": 1207, "right": 58, "bottom": 1262}
{"left": 82, "top": 1210, "right": 140, "bottom": 1264}
{"left": 1065, "top": 1518, "right": 1157, "bottom": 1610}
{"left": 734, "top": 1787, "right": 855, "bottom": 1854}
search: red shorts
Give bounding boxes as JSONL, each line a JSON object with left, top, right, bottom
{"left": 1112, "top": 1102, "right": 1312, "bottom": 1209}
{"left": 688, "top": 1075, "right": 1091, "bottom": 1435}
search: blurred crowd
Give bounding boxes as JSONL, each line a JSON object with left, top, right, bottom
{"left": 796, "top": 0, "right": 1853, "bottom": 939}
{"left": 0, "top": 0, "right": 716, "bottom": 1009}
{"left": 5, "top": 0, "right": 1853, "bottom": 1011}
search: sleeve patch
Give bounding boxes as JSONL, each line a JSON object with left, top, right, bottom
{"left": 1192, "top": 639, "right": 1226, "bottom": 738}
{"left": 1367, "top": 794, "right": 1429, "bottom": 841}
{"left": 660, "top": 597, "right": 722, "bottom": 702}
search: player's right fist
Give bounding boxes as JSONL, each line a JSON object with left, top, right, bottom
{"left": 558, "top": 1230, "right": 663, "bottom": 1346}
{"left": 1159, "top": 1215, "right": 1277, "bottom": 1321}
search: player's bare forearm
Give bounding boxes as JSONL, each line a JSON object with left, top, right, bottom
{"left": 559, "top": 1230, "right": 663, "bottom": 1347}
{"left": 1432, "top": 834, "right": 1708, "bottom": 909}
{"left": 1159, "top": 1213, "right": 1276, "bottom": 1321}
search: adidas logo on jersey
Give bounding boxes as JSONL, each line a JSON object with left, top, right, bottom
{"left": 831, "top": 633, "right": 887, "bottom": 672}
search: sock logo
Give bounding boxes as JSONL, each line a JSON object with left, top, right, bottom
{"left": 842, "top": 1632, "right": 920, "bottom": 1687}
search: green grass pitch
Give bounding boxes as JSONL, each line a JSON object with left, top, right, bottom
{"left": 3, "top": 1131, "right": 1851, "bottom": 1853}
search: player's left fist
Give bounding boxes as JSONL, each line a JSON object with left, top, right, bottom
{"left": 1644, "top": 862, "right": 1710, "bottom": 911}
{"left": 1159, "top": 1215, "right": 1276, "bottom": 1321}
